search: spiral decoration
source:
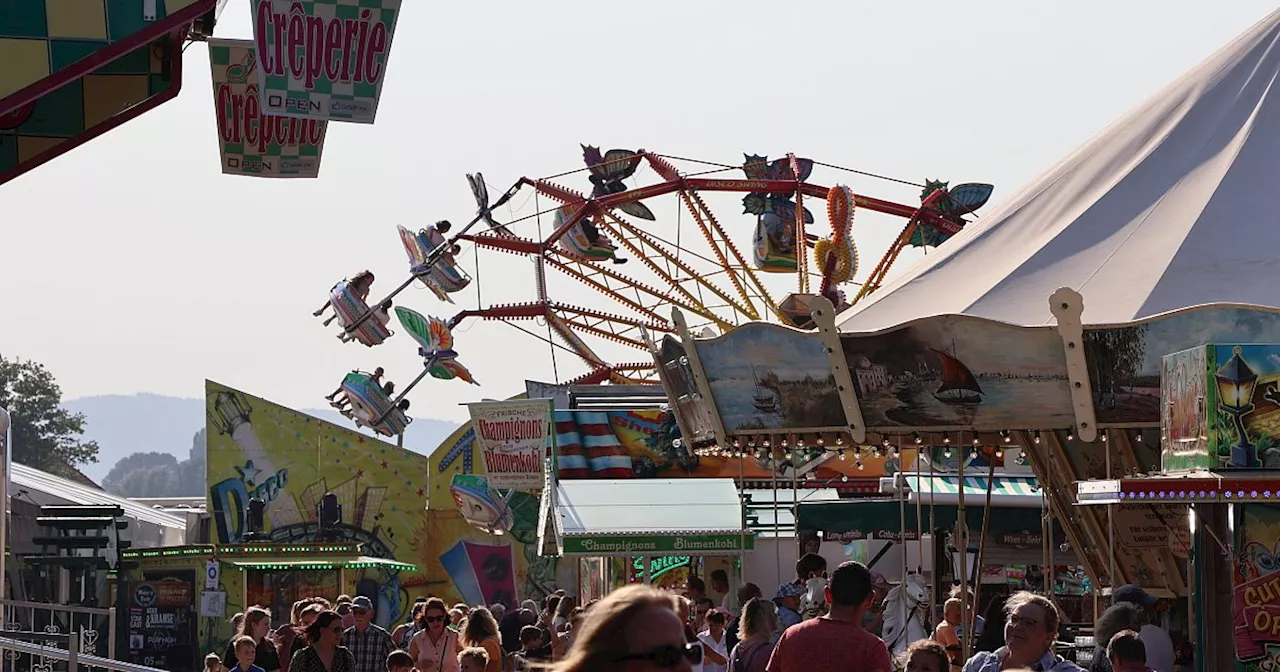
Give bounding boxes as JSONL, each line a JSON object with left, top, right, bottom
{"left": 814, "top": 184, "right": 858, "bottom": 285}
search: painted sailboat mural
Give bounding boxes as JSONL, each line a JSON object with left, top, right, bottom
{"left": 931, "top": 348, "right": 983, "bottom": 404}
{"left": 752, "top": 365, "right": 780, "bottom": 414}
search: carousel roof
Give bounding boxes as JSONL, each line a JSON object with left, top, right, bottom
{"left": 839, "top": 10, "right": 1280, "bottom": 332}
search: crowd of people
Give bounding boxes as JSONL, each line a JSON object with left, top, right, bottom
{"left": 202, "top": 558, "right": 1170, "bottom": 672}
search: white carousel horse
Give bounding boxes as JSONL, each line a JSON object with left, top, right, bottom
{"left": 881, "top": 572, "right": 929, "bottom": 657}
{"left": 799, "top": 576, "right": 828, "bottom": 620}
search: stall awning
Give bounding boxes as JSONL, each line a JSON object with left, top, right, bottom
{"left": 540, "top": 478, "right": 755, "bottom": 556}
{"left": 797, "top": 498, "right": 1054, "bottom": 546}
{"left": 226, "top": 556, "right": 417, "bottom": 571}
{"left": 881, "top": 473, "right": 1043, "bottom": 508}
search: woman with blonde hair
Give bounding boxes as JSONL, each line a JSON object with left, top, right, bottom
{"left": 460, "top": 607, "right": 503, "bottom": 672}
{"left": 224, "top": 607, "right": 281, "bottom": 672}
{"left": 727, "top": 598, "right": 776, "bottom": 672}
{"left": 548, "top": 584, "right": 700, "bottom": 672}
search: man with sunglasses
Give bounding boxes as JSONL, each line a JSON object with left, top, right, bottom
{"left": 766, "top": 561, "right": 892, "bottom": 672}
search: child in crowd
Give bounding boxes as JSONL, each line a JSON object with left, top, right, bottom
{"left": 205, "top": 653, "right": 225, "bottom": 672}
{"left": 229, "top": 636, "right": 265, "bottom": 672}
{"left": 458, "top": 648, "right": 488, "bottom": 672}
{"left": 387, "top": 650, "right": 414, "bottom": 672}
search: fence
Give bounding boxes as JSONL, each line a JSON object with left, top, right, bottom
{"left": 0, "top": 598, "right": 127, "bottom": 672}
{"left": 0, "top": 633, "right": 166, "bottom": 672}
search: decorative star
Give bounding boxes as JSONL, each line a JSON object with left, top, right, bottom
{"left": 235, "top": 461, "right": 262, "bottom": 487}
{"left": 381, "top": 460, "right": 388, "bottom": 468}
{"left": 416, "top": 489, "right": 424, "bottom": 497}
{"left": 356, "top": 470, "right": 364, "bottom": 478}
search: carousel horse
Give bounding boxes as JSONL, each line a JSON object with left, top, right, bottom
{"left": 397, "top": 224, "right": 471, "bottom": 303}
{"left": 553, "top": 205, "right": 625, "bottom": 264}
{"left": 799, "top": 575, "right": 828, "bottom": 620}
{"left": 338, "top": 371, "right": 411, "bottom": 437}
{"left": 881, "top": 572, "right": 929, "bottom": 658}
{"left": 394, "top": 307, "right": 478, "bottom": 385}
{"left": 328, "top": 280, "right": 392, "bottom": 347}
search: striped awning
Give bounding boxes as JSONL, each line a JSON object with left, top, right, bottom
{"left": 880, "top": 474, "right": 1042, "bottom": 508}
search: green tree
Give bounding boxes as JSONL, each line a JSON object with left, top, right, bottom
{"left": 0, "top": 356, "right": 99, "bottom": 476}
{"left": 103, "top": 430, "right": 205, "bottom": 497}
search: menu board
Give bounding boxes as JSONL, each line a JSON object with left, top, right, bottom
{"left": 129, "top": 571, "right": 198, "bottom": 672}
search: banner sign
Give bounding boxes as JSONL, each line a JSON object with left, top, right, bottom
{"left": 563, "top": 533, "right": 754, "bottom": 556}
{"left": 209, "top": 38, "right": 326, "bottom": 178}
{"left": 251, "top": 0, "right": 402, "bottom": 123}
{"left": 467, "top": 399, "right": 554, "bottom": 490}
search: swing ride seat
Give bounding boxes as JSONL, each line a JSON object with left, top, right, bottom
{"left": 393, "top": 306, "right": 480, "bottom": 385}
{"left": 449, "top": 474, "right": 514, "bottom": 534}
{"left": 340, "top": 372, "right": 410, "bottom": 437}
{"left": 330, "top": 283, "right": 392, "bottom": 347}
{"left": 753, "top": 212, "right": 798, "bottom": 272}
{"left": 554, "top": 206, "right": 617, "bottom": 262}
{"left": 396, "top": 225, "right": 472, "bottom": 299}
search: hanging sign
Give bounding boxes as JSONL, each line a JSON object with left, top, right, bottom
{"left": 209, "top": 38, "right": 326, "bottom": 178}
{"left": 205, "top": 560, "right": 220, "bottom": 590}
{"left": 467, "top": 399, "right": 555, "bottom": 490}
{"left": 563, "top": 534, "right": 754, "bottom": 556}
{"left": 251, "top": 0, "right": 403, "bottom": 123}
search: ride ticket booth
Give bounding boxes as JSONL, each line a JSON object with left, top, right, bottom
{"left": 537, "top": 478, "right": 754, "bottom": 601}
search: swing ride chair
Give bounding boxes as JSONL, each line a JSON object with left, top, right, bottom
{"left": 433, "top": 146, "right": 993, "bottom": 386}
{"left": 397, "top": 225, "right": 472, "bottom": 302}
{"left": 340, "top": 371, "right": 410, "bottom": 437}
{"left": 330, "top": 281, "right": 392, "bottom": 346}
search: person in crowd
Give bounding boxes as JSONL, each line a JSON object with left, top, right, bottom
{"left": 393, "top": 601, "right": 428, "bottom": 648}
{"left": 517, "top": 625, "right": 550, "bottom": 662}
{"left": 728, "top": 597, "right": 777, "bottom": 672}
{"left": 726, "top": 583, "right": 762, "bottom": 652}
{"left": 961, "top": 592, "right": 1082, "bottom": 672}
{"left": 448, "top": 609, "right": 466, "bottom": 631}
{"left": 457, "top": 648, "right": 488, "bottom": 672}
{"left": 206, "top": 653, "right": 226, "bottom": 672}
{"left": 794, "top": 554, "right": 828, "bottom": 587}
{"left": 933, "top": 598, "right": 964, "bottom": 668}
{"left": 537, "top": 595, "right": 561, "bottom": 655}
{"left": 225, "top": 607, "right": 281, "bottom": 672}
{"left": 410, "top": 598, "right": 458, "bottom": 672}
{"left": 230, "top": 636, "right": 267, "bottom": 672}
{"left": 232, "top": 613, "right": 246, "bottom": 637}
{"left": 1089, "top": 603, "right": 1146, "bottom": 672}
{"left": 902, "top": 640, "right": 951, "bottom": 672}
{"left": 862, "top": 572, "right": 890, "bottom": 637}
{"left": 765, "top": 561, "right": 893, "bottom": 672}
{"left": 489, "top": 604, "right": 506, "bottom": 623}
{"left": 710, "top": 571, "right": 734, "bottom": 616}
{"left": 559, "top": 607, "right": 586, "bottom": 652}
{"left": 552, "top": 596, "right": 577, "bottom": 633}
{"left": 698, "top": 609, "right": 730, "bottom": 672}
{"left": 459, "top": 607, "right": 503, "bottom": 672}
{"left": 973, "top": 598, "right": 1007, "bottom": 654}
{"left": 289, "top": 610, "right": 356, "bottom": 672}
{"left": 284, "top": 604, "right": 326, "bottom": 662}
{"left": 687, "top": 577, "right": 708, "bottom": 602}
{"left": 498, "top": 602, "right": 531, "bottom": 653}
{"left": 1106, "top": 630, "right": 1151, "bottom": 672}
{"left": 694, "top": 597, "right": 716, "bottom": 633}
{"left": 342, "top": 596, "right": 394, "bottom": 672}
{"left": 773, "top": 584, "right": 804, "bottom": 631}
{"left": 676, "top": 596, "right": 699, "bottom": 643}
{"left": 386, "top": 651, "right": 413, "bottom": 672}
{"left": 548, "top": 584, "right": 699, "bottom": 672}
{"left": 949, "top": 587, "right": 984, "bottom": 643}
{"left": 336, "top": 596, "right": 355, "bottom": 629}
{"left": 1109, "top": 585, "right": 1174, "bottom": 672}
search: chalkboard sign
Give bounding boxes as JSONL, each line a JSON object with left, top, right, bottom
{"left": 129, "top": 571, "right": 197, "bottom": 672}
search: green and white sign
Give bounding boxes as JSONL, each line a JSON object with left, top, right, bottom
{"left": 209, "top": 38, "right": 326, "bottom": 178}
{"left": 251, "top": 0, "right": 402, "bottom": 123}
{"left": 564, "top": 533, "right": 754, "bottom": 556}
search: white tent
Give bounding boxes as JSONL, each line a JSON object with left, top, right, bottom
{"left": 839, "top": 10, "right": 1280, "bottom": 332}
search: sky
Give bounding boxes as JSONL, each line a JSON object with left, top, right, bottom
{"left": 3, "top": 1, "right": 1276, "bottom": 424}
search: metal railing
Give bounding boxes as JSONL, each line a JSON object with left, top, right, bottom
{"left": 0, "top": 599, "right": 116, "bottom": 662}
{"left": 0, "top": 633, "right": 165, "bottom": 672}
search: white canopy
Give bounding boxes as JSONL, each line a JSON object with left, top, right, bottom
{"left": 840, "top": 10, "right": 1280, "bottom": 332}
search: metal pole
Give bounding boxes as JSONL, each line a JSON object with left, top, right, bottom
{"left": 0, "top": 405, "right": 10, "bottom": 624}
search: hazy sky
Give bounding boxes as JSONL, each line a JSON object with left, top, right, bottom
{"left": 3, "top": 1, "right": 1274, "bottom": 424}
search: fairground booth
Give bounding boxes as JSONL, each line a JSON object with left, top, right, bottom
{"left": 644, "top": 12, "right": 1280, "bottom": 670}
{"left": 536, "top": 477, "right": 753, "bottom": 601}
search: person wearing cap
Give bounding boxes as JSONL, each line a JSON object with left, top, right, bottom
{"left": 1109, "top": 586, "right": 1174, "bottom": 672}
{"left": 774, "top": 583, "right": 805, "bottom": 631}
{"left": 342, "top": 596, "right": 395, "bottom": 672}
{"left": 861, "top": 572, "right": 891, "bottom": 636}
{"left": 765, "top": 561, "right": 892, "bottom": 672}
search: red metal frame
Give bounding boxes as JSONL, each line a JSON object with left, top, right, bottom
{"left": 0, "top": 29, "right": 190, "bottom": 186}
{"left": 1076, "top": 474, "right": 1280, "bottom": 504}
{"left": 0, "top": 1, "right": 214, "bottom": 117}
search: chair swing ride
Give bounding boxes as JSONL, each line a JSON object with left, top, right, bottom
{"left": 313, "top": 145, "right": 994, "bottom": 437}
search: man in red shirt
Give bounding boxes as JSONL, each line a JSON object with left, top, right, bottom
{"left": 766, "top": 561, "right": 893, "bottom": 672}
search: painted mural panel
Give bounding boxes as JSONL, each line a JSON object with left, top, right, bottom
{"left": 1161, "top": 347, "right": 1210, "bottom": 471}
{"left": 205, "top": 380, "right": 428, "bottom": 628}
{"left": 1232, "top": 503, "right": 1280, "bottom": 670}
{"left": 695, "top": 323, "right": 844, "bottom": 432}
{"left": 1085, "top": 307, "right": 1280, "bottom": 425}
{"left": 840, "top": 315, "right": 1073, "bottom": 429}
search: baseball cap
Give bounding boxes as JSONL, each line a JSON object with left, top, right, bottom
{"left": 351, "top": 596, "right": 374, "bottom": 611}
{"left": 1112, "top": 584, "right": 1158, "bottom": 607}
{"left": 869, "top": 571, "right": 890, "bottom": 588}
